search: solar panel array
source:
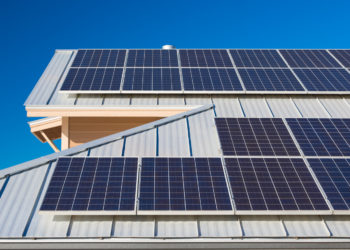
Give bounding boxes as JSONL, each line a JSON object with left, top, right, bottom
{"left": 225, "top": 158, "right": 328, "bottom": 210}
{"left": 41, "top": 157, "right": 138, "bottom": 212}
{"left": 287, "top": 118, "right": 350, "bottom": 156}
{"left": 60, "top": 49, "right": 350, "bottom": 93}
{"left": 139, "top": 157, "right": 232, "bottom": 211}
{"left": 308, "top": 158, "right": 350, "bottom": 210}
{"left": 215, "top": 118, "right": 300, "bottom": 156}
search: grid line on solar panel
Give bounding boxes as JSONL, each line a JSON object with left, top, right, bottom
{"left": 329, "top": 50, "right": 350, "bottom": 68}
{"left": 237, "top": 68, "right": 305, "bottom": 91}
{"left": 40, "top": 157, "right": 138, "bottom": 211}
{"left": 138, "top": 157, "right": 232, "bottom": 211}
{"left": 126, "top": 50, "right": 178, "bottom": 67}
{"left": 71, "top": 50, "right": 127, "bottom": 68}
{"left": 179, "top": 50, "right": 233, "bottom": 67}
{"left": 308, "top": 158, "right": 350, "bottom": 210}
{"left": 182, "top": 68, "right": 243, "bottom": 91}
{"left": 60, "top": 68, "right": 123, "bottom": 91}
{"left": 215, "top": 118, "right": 301, "bottom": 156}
{"left": 293, "top": 68, "right": 350, "bottom": 91}
{"left": 122, "top": 68, "right": 182, "bottom": 91}
{"left": 286, "top": 119, "right": 350, "bottom": 157}
{"left": 279, "top": 50, "right": 342, "bottom": 68}
{"left": 224, "top": 157, "right": 329, "bottom": 211}
{"left": 229, "top": 50, "right": 287, "bottom": 68}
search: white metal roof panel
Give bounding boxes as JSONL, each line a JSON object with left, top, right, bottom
{"left": 124, "top": 129, "right": 156, "bottom": 156}
{"left": 158, "top": 95, "right": 185, "bottom": 105}
{"left": 198, "top": 216, "right": 241, "bottom": 237}
{"left": 103, "top": 95, "right": 131, "bottom": 105}
{"left": 283, "top": 216, "right": 330, "bottom": 237}
{"left": 291, "top": 97, "right": 330, "bottom": 118}
{"left": 25, "top": 50, "right": 74, "bottom": 106}
{"left": 239, "top": 97, "right": 273, "bottom": 117}
{"left": 324, "top": 216, "right": 350, "bottom": 237}
{"left": 188, "top": 109, "right": 221, "bottom": 156}
{"left": 113, "top": 216, "right": 155, "bottom": 237}
{"left": 156, "top": 216, "right": 198, "bottom": 238}
{"left": 318, "top": 98, "right": 350, "bottom": 118}
{"left": 266, "top": 97, "right": 302, "bottom": 117}
{"left": 212, "top": 96, "right": 244, "bottom": 117}
{"left": 0, "top": 165, "right": 48, "bottom": 237}
{"left": 131, "top": 95, "right": 158, "bottom": 105}
{"left": 69, "top": 216, "right": 113, "bottom": 237}
{"left": 158, "top": 119, "right": 190, "bottom": 156}
{"left": 74, "top": 94, "right": 104, "bottom": 106}
{"left": 89, "top": 139, "right": 124, "bottom": 157}
{"left": 240, "top": 215, "right": 286, "bottom": 237}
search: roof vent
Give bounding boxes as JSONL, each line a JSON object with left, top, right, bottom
{"left": 162, "top": 45, "right": 176, "bottom": 50}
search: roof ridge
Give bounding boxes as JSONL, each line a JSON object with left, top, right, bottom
{"left": 0, "top": 104, "right": 213, "bottom": 178}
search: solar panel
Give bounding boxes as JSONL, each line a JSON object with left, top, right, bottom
{"left": 122, "top": 68, "right": 181, "bottom": 91}
{"left": 293, "top": 68, "right": 350, "bottom": 92}
{"left": 215, "top": 118, "right": 300, "bottom": 156}
{"left": 308, "top": 158, "right": 350, "bottom": 210}
{"left": 126, "top": 50, "right": 178, "bottom": 67}
{"left": 229, "top": 49, "right": 287, "bottom": 68}
{"left": 279, "top": 50, "right": 341, "bottom": 68}
{"left": 60, "top": 68, "right": 123, "bottom": 91}
{"left": 179, "top": 49, "right": 233, "bottom": 67}
{"left": 182, "top": 68, "right": 243, "bottom": 91}
{"left": 71, "top": 49, "right": 126, "bottom": 67}
{"left": 238, "top": 68, "right": 304, "bottom": 91}
{"left": 40, "top": 157, "right": 138, "bottom": 212}
{"left": 329, "top": 50, "right": 350, "bottom": 68}
{"left": 225, "top": 158, "right": 329, "bottom": 211}
{"left": 138, "top": 157, "right": 232, "bottom": 212}
{"left": 287, "top": 118, "right": 350, "bottom": 157}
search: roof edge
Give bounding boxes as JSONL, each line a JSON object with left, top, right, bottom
{"left": 0, "top": 104, "right": 213, "bottom": 178}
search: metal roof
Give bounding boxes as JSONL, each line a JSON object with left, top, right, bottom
{"left": 1, "top": 49, "right": 350, "bottom": 248}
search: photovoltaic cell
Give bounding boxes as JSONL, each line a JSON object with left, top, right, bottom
{"left": 182, "top": 68, "right": 243, "bottom": 91}
{"left": 287, "top": 118, "right": 350, "bottom": 156}
{"left": 123, "top": 68, "right": 181, "bottom": 91}
{"left": 40, "top": 157, "right": 138, "bottom": 211}
{"left": 279, "top": 50, "right": 341, "bottom": 68}
{"left": 308, "top": 158, "right": 350, "bottom": 210}
{"left": 179, "top": 49, "right": 233, "bottom": 67}
{"left": 215, "top": 118, "right": 300, "bottom": 156}
{"left": 126, "top": 50, "right": 178, "bottom": 67}
{"left": 229, "top": 49, "right": 287, "bottom": 68}
{"left": 293, "top": 69, "right": 350, "bottom": 91}
{"left": 329, "top": 50, "right": 350, "bottom": 68}
{"left": 71, "top": 49, "right": 126, "bottom": 67}
{"left": 238, "top": 68, "right": 304, "bottom": 91}
{"left": 225, "top": 158, "right": 329, "bottom": 211}
{"left": 60, "top": 68, "right": 123, "bottom": 91}
{"left": 139, "top": 158, "right": 232, "bottom": 211}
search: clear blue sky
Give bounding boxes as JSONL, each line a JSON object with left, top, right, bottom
{"left": 1, "top": 0, "right": 350, "bottom": 169}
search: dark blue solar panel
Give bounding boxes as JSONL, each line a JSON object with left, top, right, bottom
{"left": 61, "top": 68, "right": 123, "bottom": 91}
{"left": 280, "top": 50, "right": 342, "bottom": 68}
{"left": 122, "top": 68, "right": 181, "bottom": 91}
{"left": 182, "top": 68, "right": 242, "bottom": 91}
{"left": 293, "top": 69, "right": 350, "bottom": 91}
{"left": 40, "top": 157, "right": 138, "bottom": 211}
{"left": 180, "top": 50, "right": 233, "bottom": 67}
{"left": 215, "top": 118, "right": 300, "bottom": 156}
{"left": 225, "top": 158, "right": 329, "bottom": 211}
{"left": 139, "top": 158, "right": 232, "bottom": 211}
{"left": 238, "top": 69, "right": 304, "bottom": 91}
{"left": 126, "top": 50, "right": 178, "bottom": 67}
{"left": 329, "top": 50, "right": 350, "bottom": 68}
{"left": 308, "top": 158, "right": 350, "bottom": 210}
{"left": 230, "top": 50, "right": 287, "bottom": 68}
{"left": 71, "top": 50, "right": 126, "bottom": 67}
{"left": 287, "top": 118, "right": 350, "bottom": 156}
